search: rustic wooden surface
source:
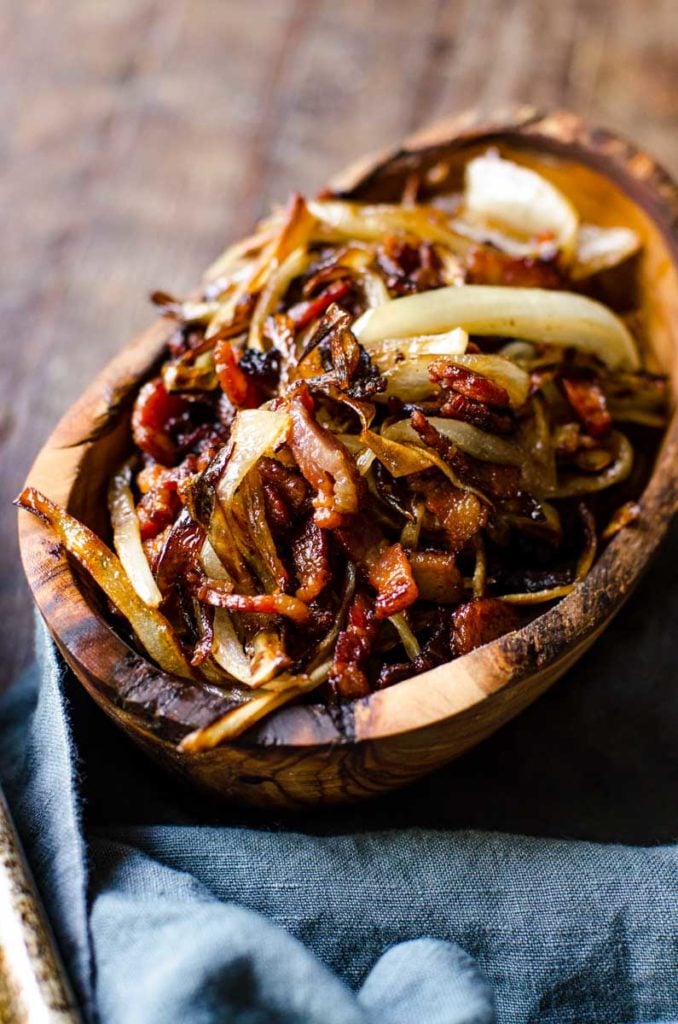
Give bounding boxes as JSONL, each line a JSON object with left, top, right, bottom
{"left": 2, "top": 0, "right": 677, "bottom": 685}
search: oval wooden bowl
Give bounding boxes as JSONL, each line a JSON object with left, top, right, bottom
{"left": 18, "top": 109, "right": 678, "bottom": 810}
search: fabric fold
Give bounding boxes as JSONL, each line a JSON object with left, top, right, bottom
{"left": 1, "top": 607, "right": 677, "bottom": 1024}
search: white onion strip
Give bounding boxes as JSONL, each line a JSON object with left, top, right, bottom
{"left": 460, "top": 153, "right": 579, "bottom": 261}
{"left": 352, "top": 286, "right": 640, "bottom": 371}
{"left": 384, "top": 417, "right": 525, "bottom": 466}
{"left": 381, "top": 353, "right": 530, "bottom": 408}
{"left": 108, "top": 463, "right": 162, "bottom": 608}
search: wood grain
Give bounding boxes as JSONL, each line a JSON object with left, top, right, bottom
{"left": 2, "top": 0, "right": 677, "bottom": 684}
{"left": 18, "top": 112, "right": 678, "bottom": 809}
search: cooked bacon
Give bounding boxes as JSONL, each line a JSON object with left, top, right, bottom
{"left": 377, "top": 237, "right": 444, "bottom": 294}
{"left": 135, "top": 457, "right": 199, "bottom": 540}
{"left": 368, "top": 543, "right": 418, "bottom": 619}
{"left": 450, "top": 598, "right": 520, "bottom": 657}
{"left": 262, "top": 479, "right": 292, "bottom": 530}
{"left": 329, "top": 592, "right": 379, "bottom": 699}
{"left": 214, "top": 339, "right": 260, "bottom": 409}
{"left": 560, "top": 373, "right": 612, "bottom": 439}
{"left": 429, "top": 361, "right": 511, "bottom": 408}
{"left": 287, "top": 397, "right": 361, "bottom": 528}
{"left": 408, "top": 550, "right": 464, "bottom": 603}
{"left": 131, "top": 378, "right": 192, "bottom": 465}
{"left": 410, "top": 410, "right": 520, "bottom": 499}
{"left": 291, "top": 516, "right": 331, "bottom": 602}
{"left": 191, "top": 603, "right": 214, "bottom": 667}
{"left": 466, "top": 246, "right": 564, "bottom": 289}
{"left": 194, "top": 581, "right": 311, "bottom": 625}
{"left": 422, "top": 482, "right": 488, "bottom": 552}
{"left": 289, "top": 280, "right": 353, "bottom": 330}
{"left": 137, "top": 484, "right": 181, "bottom": 541}
{"left": 155, "top": 509, "right": 206, "bottom": 593}
{"left": 258, "top": 457, "right": 310, "bottom": 514}
{"left": 438, "top": 392, "right": 515, "bottom": 434}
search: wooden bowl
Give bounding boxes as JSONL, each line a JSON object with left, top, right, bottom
{"left": 18, "top": 109, "right": 678, "bottom": 810}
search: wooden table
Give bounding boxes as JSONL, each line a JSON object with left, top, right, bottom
{"left": 2, "top": 0, "right": 677, "bottom": 684}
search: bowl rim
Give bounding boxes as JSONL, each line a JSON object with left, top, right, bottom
{"left": 17, "top": 107, "right": 678, "bottom": 752}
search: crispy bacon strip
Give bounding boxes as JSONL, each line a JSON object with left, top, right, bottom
{"left": 421, "top": 481, "right": 488, "bottom": 552}
{"left": 287, "top": 397, "right": 361, "bottom": 528}
{"left": 290, "top": 280, "right": 352, "bottom": 329}
{"left": 465, "top": 246, "right": 564, "bottom": 289}
{"left": 367, "top": 543, "right": 419, "bottom": 619}
{"left": 194, "top": 582, "right": 311, "bottom": 625}
{"left": 329, "top": 592, "right": 379, "bottom": 699}
{"left": 450, "top": 598, "right": 520, "bottom": 657}
{"left": 429, "top": 361, "right": 510, "bottom": 408}
{"left": 131, "top": 378, "right": 191, "bottom": 466}
{"left": 214, "top": 339, "right": 260, "bottom": 408}
{"left": 560, "top": 373, "right": 612, "bottom": 439}
{"left": 291, "top": 516, "right": 331, "bottom": 602}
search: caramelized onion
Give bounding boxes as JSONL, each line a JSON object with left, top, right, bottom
{"left": 353, "top": 286, "right": 640, "bottom": 371}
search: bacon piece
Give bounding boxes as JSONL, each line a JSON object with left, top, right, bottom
{"left": 410, "top": 410, "right": 520, "bottom": 499}
{"left": 377, "top": 609, "right": 451, "bottom": 689}
{"left": 155, "top": 509, "right": 206, "bottom": 593}
{"left": 137, "top": 484, "right": 181, "bottom": 541}
{"left": 408, "top": 551, "right": 464, "bottom": 604}
{"left": 262, "top": 480, "right": 292, "bottom": 530}
{"left": 258, "top": 457, "right": 310, "bottom": 514}
{"left": 377, "top": 238, "right": 444, "bottom": 294}
{"left": 291, "top": 517, "right": 331, "bottom": 602}
{"left": 438, "top": 392, "right": 515, "bottom": 434}
{"left": 329, "top": 592, "right": 379, "bottom": 699}
{"left": 422, "top": 482, "right": 488, "bottom": 552}
{"left": 135, "top": 456, "right": 200, "bottom": 540}
{"left": 466, "top": 246, "right": 564, "bottom": 289}
{"left": 191, "top": 604, "right": 214, "bottom": 667}
{"left": 368, "top": 543, "right": 419, "bottom": 619}
{"left": 429, "top": 361, "right": 510, "bottom": 408}
{"left": 560, "top": 373, "right": 612, "bottom": 439}
{"left": 131, "top": 378, "right": 191, "bottom": 465}
{"left": 194, "top": 582, "right": 311, "bottom": 625}
{"left": 287, "top": 398, "right": 361, "bottom": 528}
{"left": 450, "top": 598, "right": 520, "bottom": 657}
{"left": 289, "top": 280, "right": 352, "bottom": 330}
{"left": 214, "top": 339, "right": 260, "bottom": 409}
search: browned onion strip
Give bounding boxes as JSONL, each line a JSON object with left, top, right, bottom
{"left": 16, "top": 487, "right": 192, "bottom": 678}
{"left": 499, "top": 505, "right": 597, "bottom": 605}
{"left": 179, "top": 660, "right": 331, "bottom": 751}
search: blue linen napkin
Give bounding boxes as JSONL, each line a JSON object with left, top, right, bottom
{"left": 1, "top": 526, "right": 677, "bottom": 1023}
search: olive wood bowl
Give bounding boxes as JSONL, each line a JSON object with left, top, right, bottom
{"left": 18, "top": 109, "right": 678, "bottom": 810}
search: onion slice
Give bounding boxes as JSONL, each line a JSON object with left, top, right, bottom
{"left": 179, "top": 660, "right": 331, "bottom": 750}
{"left": 217, "top": 409, "right": 290, "bottom": 509}
{"left": 572, "top": 224, "right": 641, "bottom": 280}
{"left": 108, "top": 462, "right": 163, "bottom": 608}
{"left": 459, "top": 153, "right": 579, "bottom": 262}
{"left": 307, "top": 199, "right": 470, "bottom": 253}
{"left": 352, "top": 285, "right": 639, "bottom": 371}
{"left": 16, "top": 487, "right": 192, "bottom": 678}
{"left": 364, "top": 328, "right": 469, "bottom": 372}
{"left": 384, "top": 417, "right": 525, "bottom": 466}
{"left": 381, "top": 353, "right": 530, "bottom": 408}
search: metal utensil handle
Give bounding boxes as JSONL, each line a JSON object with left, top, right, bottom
{"left": 0, "top": 787, "right": 82, "bottom": 1023}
